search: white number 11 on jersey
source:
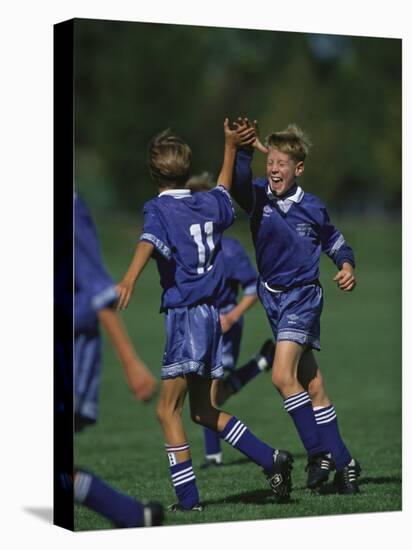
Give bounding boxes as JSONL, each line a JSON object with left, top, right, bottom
{"left": 189, "top": 221, "right": 215, "bottom": 274}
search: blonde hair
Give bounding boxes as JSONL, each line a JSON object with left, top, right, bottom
{"left": 147, "top": 129, "right": 192, "bottom": 188}
{"left": 265, "top": 124, "right": 312, "bottom": 162}
{"left": 186, "top": 171, "right": 214, "bottom": 193}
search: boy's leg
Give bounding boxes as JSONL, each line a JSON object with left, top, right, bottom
{"left": 202, "top": 332, "right": 275, "bottom": 466}
{"left": 201, "top": 379, "right": 224, "bottom": 467}
{"left": 187, "top": 374, "right": 293, "bottom": 502}
{"left": 157, "top": 377, "right": 201, "bottom": 510}
{"left": 202, "top": 334, "right": 275, "bottom": 468}
{"left": 296, "top": 350, "right": 334, "bottom": 488}
{"left": 298, "top": 350, "right": 361, "bottom": 492}
{"left": 73, "top": 469, "right": 164, "bottom": 527}
{"left": 272, "top": 341, "right": 325, "bottom": 458}
{"left": 216, "top": 339, "right": 275, "bottom": 406}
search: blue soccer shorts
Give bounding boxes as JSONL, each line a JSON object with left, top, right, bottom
{"left": 74, "top": 330, "right": 102, "bottom": 430}
{"left": 162, "top": 303, "right": 224, "bottom": 380}
{"left": 219, "top": 305, "right": 244, "bottom": 370}
{"left": 257, "top": 281, "right": 323, "bottom": 350}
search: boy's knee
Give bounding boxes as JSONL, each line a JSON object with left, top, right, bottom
{"left": 271, "top": 364, "right": 300, "bottom": 395}
{"left": 190, "top": 405, "right": 218, "bottom": 430}
{"left": 190, "top": 411, "right": 202, "bottom": 425}
{"left": 271, "top": 367, "right": 290, "bottom": 390}
{"left": 156, "top": 401, "right": 167, "bottom": 425}
{"left": 156, "top": 400, "right": 182, "bottom": 426}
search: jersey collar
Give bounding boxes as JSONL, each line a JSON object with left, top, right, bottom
{"left": 158, "top": 189, "right": 192, "bottom": 198}
{"left": 266, "top": 183, "right": 304, "bottom": 204}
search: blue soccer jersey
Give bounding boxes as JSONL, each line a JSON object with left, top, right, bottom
{"left": 74, "top": 195, "right": 119, "bottom": 425}
{"left": 232, "top": 149, "right": 355, "bottom": 288}
{"left": 140, "top": 185, "right": 234, "bottom": 311}
{"left": 218, "top": 236, "right": 257, "bottom": 310}
{"left": 75, "top": 195, "right": 118, "bottom": 333}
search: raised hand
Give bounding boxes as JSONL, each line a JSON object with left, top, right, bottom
{"left": 223, "top": 117, "right": 256, "bottom": 149}
{"left": 234, "top": 117, "right": 268, "bottom": 154}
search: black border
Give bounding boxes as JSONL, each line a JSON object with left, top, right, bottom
{"left": 53, "top": 18, "right": 74, "bottom": 531}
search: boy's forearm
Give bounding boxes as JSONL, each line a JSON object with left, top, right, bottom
{"left": 98, "top": 307, "right": 138, "bottom": 364}
{"left": 122, "top": 241, "right": 154, "bottom": 284}
{"left": 227, "top": 294, "right": 257, "bottom": 322}
{"left": 217, "top": 144, "right": 237, "bottom": 191}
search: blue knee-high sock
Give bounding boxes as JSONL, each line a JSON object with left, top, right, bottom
{"left": 74, "top": 470, "right": 144, "bottom": 528}
{"left": 165, "top": 443, "right": 199, "bottom": 509}
{"left": 314, "top": 405, "right": 351, "bottom": 471}
{"left": 225, "top": 359, "right": 264, "bottom": 393}
{"left": 219, "top": 416, "right": 274, "bottom": 471}
{"left": 203, "top": 427, "right": 222, "bottom": 460}
{"left": 284, "top": 392, "right": 325, "bottom": 457}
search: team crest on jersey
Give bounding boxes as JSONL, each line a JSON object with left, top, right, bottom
{"left": 296, "top": 223, "right": 314, "bottom": 237}
{"left": 263, "top": 205, "right": 272, "bottom": 217}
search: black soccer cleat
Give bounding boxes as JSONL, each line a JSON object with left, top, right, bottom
{"left": 333, "top": 458, "right": 362, "bottom": 495}
{"left": 167, "top": 502, "right": 204, "bottom": 512}
{"left": 142, "top": 501, "right": 164, "bottom": 526}
{"left": 259, "top": 339, "right": 275, "bottom": 371}
{"left": 264, "top": 449, "right": 294, "bottom": 502}
{"left": 306, "top": 452, "right": 334, "bottom": 489}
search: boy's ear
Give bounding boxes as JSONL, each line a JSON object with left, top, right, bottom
{"left": 295, "top": 161, "right": 304, "bottom": 177}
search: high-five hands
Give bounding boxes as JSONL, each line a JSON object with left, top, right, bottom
{"left": 223, "top": 117, "right": 256, "bottom": 148}
{"left": 234, "top": 117, "right": 268, "bottom": 154}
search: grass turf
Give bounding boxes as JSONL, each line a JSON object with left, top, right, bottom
{"left": 74, "top": 213, "right": 402, "bottom": 530}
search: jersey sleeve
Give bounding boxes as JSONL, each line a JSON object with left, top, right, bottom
{"left": 75, "top": 198, "right": 118, "bottom": 330}
{"left": 139, "top": 201, "right": 172, "bottom": 260}
{"left": 231, "top": 149, "right": 255, "bottom": 215}
{"left": 318, "top": 205, "right": 356, "bottom": 269}
{"left": 209, "top": 185, "right": 235, "bottom": 230}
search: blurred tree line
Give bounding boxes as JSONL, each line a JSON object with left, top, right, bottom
{"left": 74, "top": 19, "right": 401, "bottom": 215}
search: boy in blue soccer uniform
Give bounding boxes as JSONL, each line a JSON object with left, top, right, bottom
{"left": 187, "top": 174, "right": 275, "bottom": 468}
{"left": 74, "top": 194, "right": 163, "bottom": 527}
{"left": 117, "top": 121, "right": 293, "bottom": 510}
{"left": 229, "top": 121, "right": 361, "bottom": 494}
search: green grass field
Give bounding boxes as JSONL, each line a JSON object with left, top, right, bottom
{"left": 74, "top": 213, "right": 402, "bottom": 530}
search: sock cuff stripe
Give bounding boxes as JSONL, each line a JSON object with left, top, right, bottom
{"left": 314, "top": 406, "right": 336, "bottom": 419}
{"left": 224, "top": 420, "right": 245, "bottom": 443}
{"left": 224, "top": 419, "right": 241, "bottom": 439}
{"left": 315, "top": 412, "right": 337, "bottom": 424}
{"left": 171, "top": 466, "right": 193, "bottom": 479}
{"left": 165, "top": 443, "right": 190, "bottom": 453}
{"left": 284, "top": 392, "right": 311, "bottom": 412}
{"left": 173, "top": 475, "right": 196, "bottom": 487}
{"left": 74, "top": 472, "right": 92, "bottom": 503}
{"left": 231, "top": 425, "right": 247, "bottom": 446}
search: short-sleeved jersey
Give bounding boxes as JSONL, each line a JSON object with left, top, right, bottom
{"left": 232, "top": 150, "right": 355, "bottom": 288}
{"left": 140, "top": 185, "right": 234, "bottom": 311}
{"left": 74, "top": 195, "right": 118, "bottom": 333}
{"left": 218, "top": 236, "right": 257, "bottom": 309}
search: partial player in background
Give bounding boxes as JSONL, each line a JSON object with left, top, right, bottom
{"left": 117, "top": 120, "right": 294, "bottom": 512}
{"left": 73, "top": 194, "right": 163, "bottom": 528}
{"left": 186, "top": 173, "right": 274, "bottom": 468}
{"left": 230, "top": 118, "right": 361, "bottom": 494}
